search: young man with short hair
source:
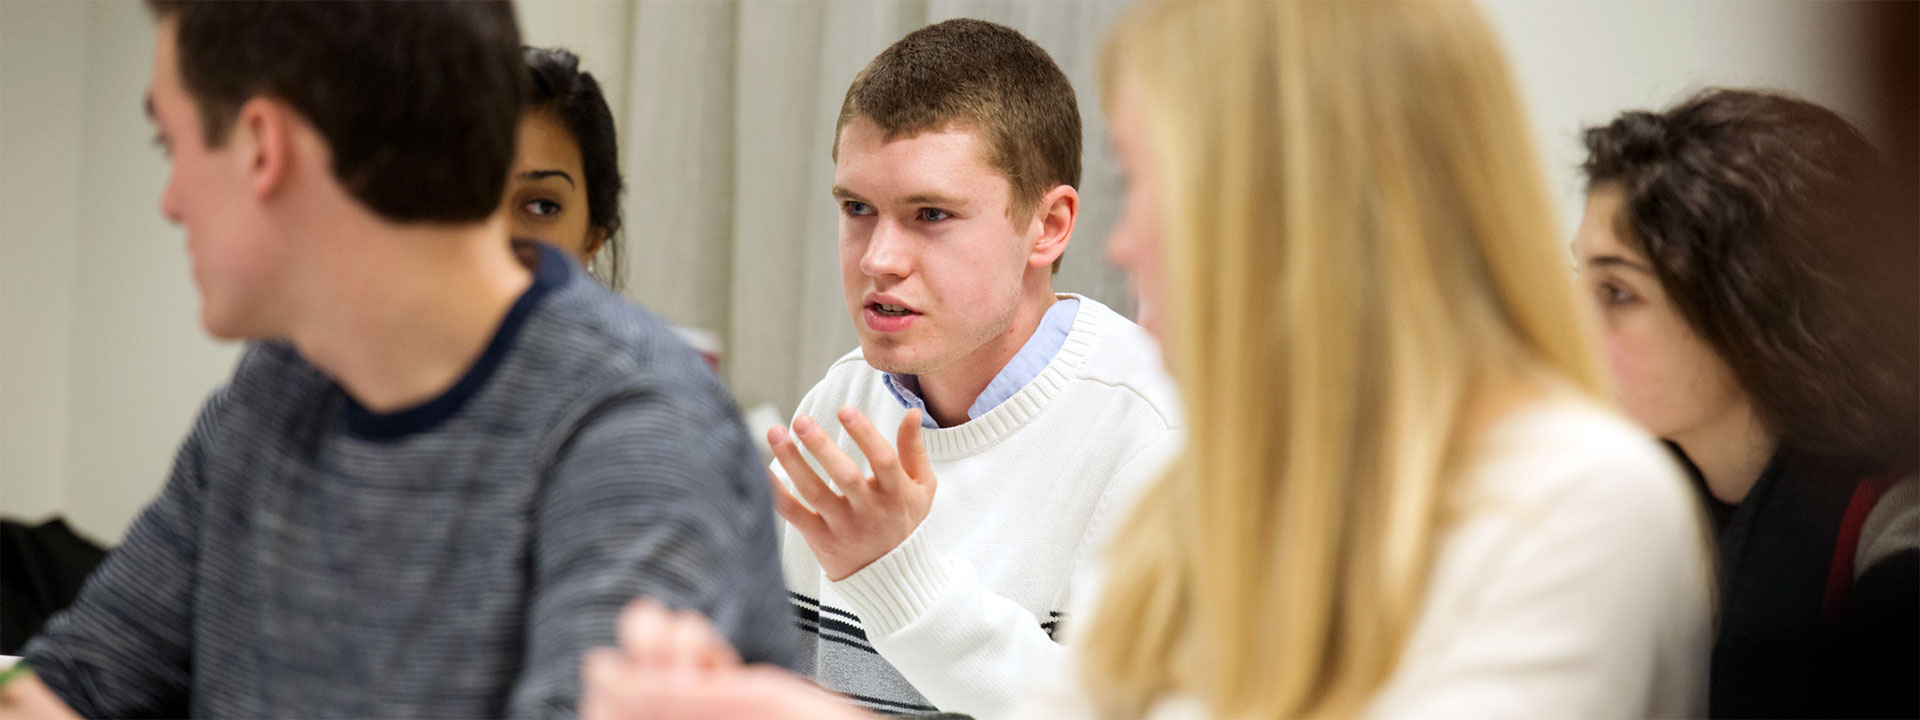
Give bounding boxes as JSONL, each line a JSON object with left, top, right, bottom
{"left": 0, "top": 2, "right": 792, "bottom": 717}
{"left": 770, "top": 18, "right": 1182, "bottom": 718}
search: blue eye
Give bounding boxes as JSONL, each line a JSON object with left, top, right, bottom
{"left": 918, "top": 208, "right": 951, "bottom": 222}
{"left": 521, "top": 199, "right": 561, "bottom": 217}
{"left": 843, "top": 201, "right": 874, "bottom": 217}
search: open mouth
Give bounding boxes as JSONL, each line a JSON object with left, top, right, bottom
{"left": 862, "top": 296, "right": 922, "bottom": 333}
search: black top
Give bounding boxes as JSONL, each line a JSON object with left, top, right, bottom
{"left": 1683, "top": 445, "right": 1919, "bottom": 718}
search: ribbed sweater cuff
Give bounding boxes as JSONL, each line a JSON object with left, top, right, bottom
{"left": 831, "top": 523, "right": 953, "bottom": 636}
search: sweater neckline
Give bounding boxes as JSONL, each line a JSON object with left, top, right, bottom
{"left": 342, "top": 242, "right": 570, "bottom": 441}
{"left": 917, "top": 293, "right": 1111, "bottom": 459}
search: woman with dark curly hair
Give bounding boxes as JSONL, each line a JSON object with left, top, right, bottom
{"left": 1574, "top": 88, "right": 1918, "bottom": 718}
{"left": 502, "top": 46, "right": 625, "bottom": 288}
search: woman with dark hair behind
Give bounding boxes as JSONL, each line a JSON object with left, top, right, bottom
{"left": 1574, "top": 88, "right": 1918, "bottom": 718}
{"left": 503, "top": 46, "right": 625, "bottom": 288}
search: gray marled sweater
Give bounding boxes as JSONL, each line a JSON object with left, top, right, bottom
{"left": 24, "top": 243, "right": 795, "bottom": 718}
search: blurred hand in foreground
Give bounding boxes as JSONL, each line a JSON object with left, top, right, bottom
{"left": 580, "top": 599, "right": 872, "bottom": 720}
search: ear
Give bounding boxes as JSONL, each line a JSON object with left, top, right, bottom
{"left": 1026, "top": 184, "right": 1078, "bottom": 270}
{"left": 233, "top": 97, "right": 292, "bottom": 202}
{"left": 583, "top": 226, "right": 609, "bottom": 260}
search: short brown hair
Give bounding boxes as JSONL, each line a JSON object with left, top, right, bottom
{"left": 147, "top": 1, "right": 524, "bottom": 223}
{"left": 1583, "top": 88, "right": 1919, "bottom": 473}
{"left": 833, "top": 18, "right": 1081, "bottom": 271}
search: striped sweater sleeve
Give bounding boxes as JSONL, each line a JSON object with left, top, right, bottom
{"left": 508, "top": 381, "right": 797, "bottom": 717}
{"left": 23, "top": 395, "right": 223, "bottom": 718}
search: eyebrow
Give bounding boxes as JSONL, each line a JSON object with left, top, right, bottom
{"left": 1586, "top": 254, "right": 1655, "bottom": 274}
{"left": 829, "top": 185, "right": 966, "bottom": 208}
{"left": 901, "top": 192, "right": 967, "bottom": 208}
{"left": 520, "top": 169, "right": 575, "bottom": 188}
{"left": 830, "top": 185, "right": 863, "bottom": 200}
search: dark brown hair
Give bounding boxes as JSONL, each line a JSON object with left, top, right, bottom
{"left": 1583, "top": 88, "right": 1919, "bottom": 473}
{"left": 147, "top": 1, "right": 525, "bottom": 223}
{"left": 524, "top": 46, "right": 624, "bottom": 288}
{"left": 833, "top": 18, "right": 1081, "bottom": 272}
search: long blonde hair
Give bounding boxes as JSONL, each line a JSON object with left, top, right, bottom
{"left": 1081, "top": 2, "right": 1608, "bottom": 716}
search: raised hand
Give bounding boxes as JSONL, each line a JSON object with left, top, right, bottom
{"left": 767, "top": 406, "right": 937, "bottom": 581}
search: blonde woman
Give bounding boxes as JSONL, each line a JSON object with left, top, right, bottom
{"left": 576, "top": 2, "right": 1713, "bottom": 718}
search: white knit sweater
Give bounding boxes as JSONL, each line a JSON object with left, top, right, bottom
{"left": 1007, "top": 396, "right": 1715, "bottom": 719}
{"left": 775, "top": 295, "right": 1183, "bottom": 719}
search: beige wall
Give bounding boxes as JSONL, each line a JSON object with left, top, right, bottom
{"left": 0, "top": 0, "right": 1883, "bottom": 544}
{"left": 1482, "top": 0, "right": 1876, "bottom": 236}
{"left": 1, "top": 0, "right": 87, "bottom": 526}
{"left": 2, "top": 1, "right": 238, "bottom": 544}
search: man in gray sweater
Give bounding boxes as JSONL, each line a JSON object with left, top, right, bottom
{"left": 0, "top": 2, "right": 793, "bottom": 717}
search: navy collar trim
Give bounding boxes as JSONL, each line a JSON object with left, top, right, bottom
{"left": 343, "top": 242, "right": 570, "bottom": 441}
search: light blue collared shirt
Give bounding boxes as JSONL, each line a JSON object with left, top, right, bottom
{"left": 883, "top": 297, "right": 1081, "bottom": 429}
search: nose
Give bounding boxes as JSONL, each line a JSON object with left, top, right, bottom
{"left": 158, "top": 169, "right": 185, "bottom": 226}
{"left": 1106, "top": 217, "right": 1137, "bottom": 271}
{"left": 860, "top": 218, "right": 911, "bottom": 278}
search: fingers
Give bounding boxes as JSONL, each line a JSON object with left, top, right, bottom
{"left": 580, "top": 648, "right": 638, "bottom": 720}
{"left": 792, "top": 415, "right": 867, "bottom": 494}
{"left": 895, "top": 409, "right": 935, "bottom": 488}
{"left": 767, "top": 470, "right": 829, "bottom": 537}
{"left": 0, "top": 674, "right": 82, "bottom": 720}
{"left": 587, "top": 602, "right": 821, "bottom": 720}
{"left": 736, "top": 667, "right": 878, "bottom": 719}
{"left": 668, "top": 607, "right": 741, "bottom": 671}
{"left": 619, "top": 598, "right": 672, "bottom": 666}
{"left": 768, "top": 423, "right": 846, "bottom": 516}
{"left": 838, "top": 407, "right": 907, "bottom": 494}
{"left": 618, "top": 598, "right": 742, "bottom": 670}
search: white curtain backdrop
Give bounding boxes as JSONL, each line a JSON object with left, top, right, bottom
{"left": 3, "top": 0, "right": 1882, "bottom": 542}
{"left": 612, "top": 0, "right": 1135, "bottom": 415}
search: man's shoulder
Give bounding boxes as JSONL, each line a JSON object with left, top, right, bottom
{"left": 501, "top": 288, "right": 759, "bottom": 487}
{"left": 230, "top": 341, "right": 326, "bottom": 389}
{"left": 1062, "top": 296, "right": 1182, "bottom": 430}
{"left": 213, "top": 342, "right": 335, "bottom": 422}
{"left": 524, "top": 281, "right": 717, "bottom": 394}
{"left": 1072, "top": 298, "right": 1159, "bottom": 369}
{"left": 532, "top": 280, "right": 673, "bottom": 356}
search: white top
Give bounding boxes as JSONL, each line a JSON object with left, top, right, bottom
{"left": 1008, "top": 397, "right": 1715, "bottom": 719}
{"left": 776, "top": 295, "right": 1184, "bottom": 718}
